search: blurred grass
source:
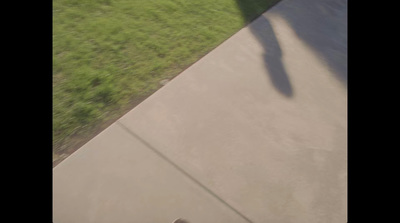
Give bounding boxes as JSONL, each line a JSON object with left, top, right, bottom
{"left": 53, "top": 0, "right": 279, "bottom": 155}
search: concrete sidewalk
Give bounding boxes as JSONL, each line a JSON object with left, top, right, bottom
{"left": 53, "top": 0, "right": 347, "bottom": 222}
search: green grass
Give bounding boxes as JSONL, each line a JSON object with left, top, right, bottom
{"left": 53, "top": 0, "right": 280, "bottom": 155}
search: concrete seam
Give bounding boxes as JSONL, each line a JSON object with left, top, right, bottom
{"left": 116, "top": 121, "right": 254, "bottom": 223}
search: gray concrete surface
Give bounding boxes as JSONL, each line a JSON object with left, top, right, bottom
{"left": 53, "top": 124, "right": 249, "bottom": 223}
{"left": 54, "top": 0, "right": 347, "bottom": 222}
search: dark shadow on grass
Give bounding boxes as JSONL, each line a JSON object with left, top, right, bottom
{"left": 234, "top": 0, "right": 279, "bottom": 22}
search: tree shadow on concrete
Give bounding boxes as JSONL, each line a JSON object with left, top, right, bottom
{"left": 235, "top": 0, "right": 347, "bottom": 96}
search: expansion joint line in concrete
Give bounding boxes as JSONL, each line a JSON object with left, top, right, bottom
{"left": 116, "top": 121, "right": 254, "bottom": 223}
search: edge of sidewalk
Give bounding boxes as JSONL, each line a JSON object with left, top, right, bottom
{"left": 52, "top": 0, "right": 284, "bottom": 168}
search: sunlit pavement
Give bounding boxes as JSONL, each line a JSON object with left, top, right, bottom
{"left": 53, "top": 0, "right": 347, "bottom": 222}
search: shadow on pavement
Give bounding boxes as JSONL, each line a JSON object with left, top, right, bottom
{"left": 235, "top": 0, "right": 293, "bottom": 97}
{"left": 275, "top": 0, "right": 347, "bottom": 87}
{"left": 235, "top": 0, "right": 347, "bottom": 96}
{"left": 248, "top": 15, "right": 294, "bottom": 97}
